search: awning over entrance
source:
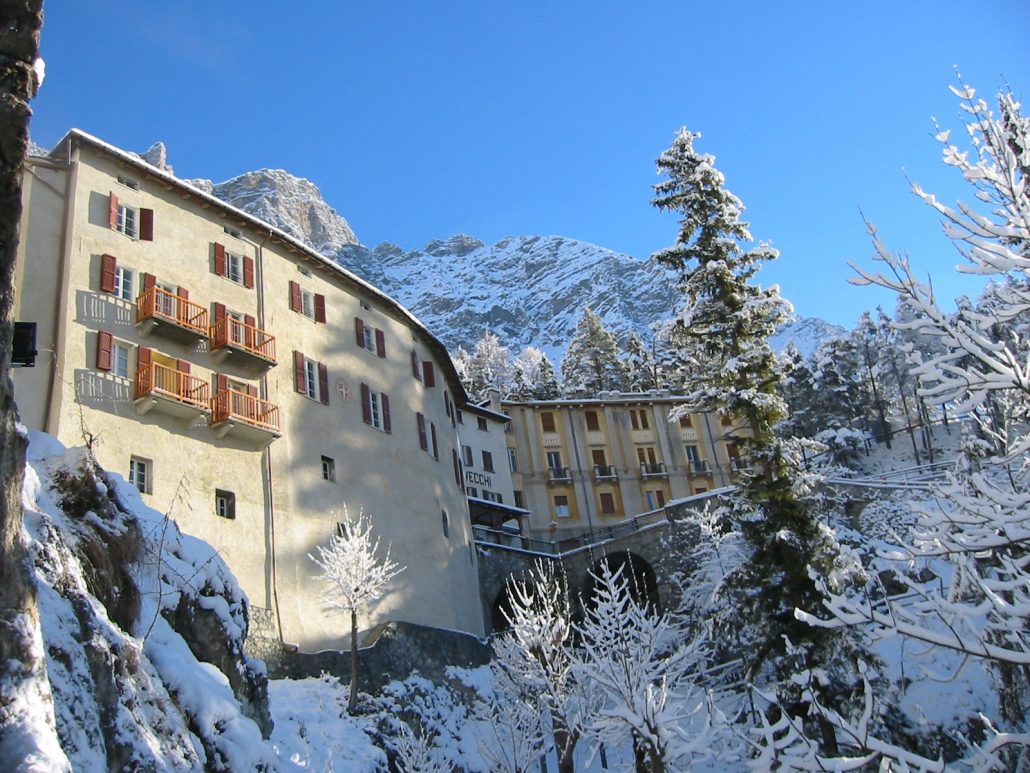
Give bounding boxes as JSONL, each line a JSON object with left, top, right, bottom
{"left": 467, "top": 496, "right": 529, "bottom": 532}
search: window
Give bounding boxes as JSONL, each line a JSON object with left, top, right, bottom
{"left": 554, "top": 495, "right": 570, "bottom": 518}
{"left": 360, "top": 382, "right": 391, "bottom": 432}
{"left": 591, "top": 449, "right": 607, "bottom": 467}
{"left": 430, "top": 423, "right": 439, "bottom": 460}
{"left": 226, "top": 251, "right": 244, "bottom": 284}
{"left": 456, "top": 409, "right": 464, "bottom": 424}
{"left": 467, "top": 486, "right": 478, "bottom": 498}
{"left": 679, "top": 414, "right": 693, "bottom": 428}
{"left": 213, "top": 243, "right": 254, "bottom": 288}
{"left": 441, "top": 510, "right": 449, "bottom": 539}
{"left": 514, "top": 490, "right": 525, "bottom": 509}
{"left": 629, "top": 409, "right": 650, "bottom": 430}
{"left": 721, "top": 413, "right": 733, "bottom": 426}
{"left": 223, "top": 225, "right": 241, "bottom": 239}
{"left": 585, "top": 410, "right": 600, "bottom": 431}
{"left": 644, "top": 490, "right": 666, "bottom": 510}
{"left": 685, "top": 445, "right": 701, "bottom": 469}
{"left": 541, "top": 412, "right": 556, "bottom": 432}
{"left": 293, "top": 351, "right": 329, "bottom": 405}
{"left": 477, "top": 416, "right": 488, "bottom": 432}
{"left": 482, "top": 450, "right": 494, "bottom": 473}
{"left": 546, "top": 451, "right": 562, "bottom": 472}
{"left": 321, "top": 456, "right": 335, "bottom": 482}
{"left": 215, "top": 489, "right": 236, "bottom": 519}
{"left": 116, "top": 203, "right": 138, "bottom": 238}
{"left": 112, "top": 341, "right": 131, "bottom": 378}
{"left": 507, "top": 447, "right": 518, "bottom": 473}
{"left": 462, "top": 445, "right": 474, "bottom": 467}
{"left": 411, "top": 350, "right": 423, "bottom": 381}
{"left": 289, "top": 281, "right": 325, "bottom": 322}
{"left": 129, "top": 457, "right": 150, "bottom": 494}
{"left": 114, "top": 265, "right": 134, "bottom": 301}
{"left": 116, "top": 174, "right": 139, "bottom": 190}
{"left": 600, "top": 492, "right": 617, "bottom": 515}
{"left": 417, "top": 413, "right": 429, "bottom": 451}
{"left": 354, "top": 317, "right": 386, "bottom": 358}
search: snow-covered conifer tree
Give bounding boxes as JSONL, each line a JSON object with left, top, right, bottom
{"left": 560, "top": 307, "right": 629, "bottom": 397}
{"left": 651, "top": 128, "right": 834, "bottom": 695}
{"left": 458, "top": 331, "right": 515, "bottom": 401}
{"left": 511, "top": 346, "right": 560, "bottom": 400}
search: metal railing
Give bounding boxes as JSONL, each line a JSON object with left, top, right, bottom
{"left": 134, "top": 363, "right": 209, "bottom": 409}
{"left": 593, "top": 464, "right": 617, "bottom": 480}
{"left": 210, "top": 389, "right": 281, "bottom": 434}
{"left": 210, "top": 316, "right": 276, "bottom": 363}
{"left": 136, "top": 287, "right": 208, "bottom": 336}
{"left": 548, "top": 466, "right": 572, "bottom": 483}
{"left": 640, "top": 462, "right": 668, "bottom": 477}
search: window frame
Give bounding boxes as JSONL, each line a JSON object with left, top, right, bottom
{"left": 215, "top": 489, "right": 237, "bottom": 519}
{"left": 300, "top": 288, "right": 316, "bottom": 320}
{"left": 507, "top": 447, "right": 518, "bottom": 472}
{"left": 114, "top": 265, "right": 135, "bottom": 301}
{"left": 116, "top": 203, "right": 138, "bottom": 239}
{"left": 129, "top": 456, "right": 150, "bottom": 494}
{"left": 225, "top": 251, "right": 244, "bottom": 285}
{"left": 112, "top": 340, "right": 131, "bottom": 379}
{"left": 554, "top": 495, "right": 571, "bottom": 518}
{"left": 321, "top": 455, "right": 336, "bottom": 482}
{"left": 482, "top": 450, "right": 494, "bottom": 473}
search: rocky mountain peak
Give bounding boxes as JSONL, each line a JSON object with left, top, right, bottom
{"left": 424, "top": 234, "right": 485, "bottom": 257}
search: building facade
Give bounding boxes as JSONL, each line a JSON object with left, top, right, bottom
{"left": 13, "top": 131, "right": 484, "bottom": 650}
{"left": 503, "top": 392, "right": 743, "bottom": 538}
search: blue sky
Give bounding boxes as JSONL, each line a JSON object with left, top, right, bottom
{"left": 30, "top": 1, "right": 1030, "bottom": 329}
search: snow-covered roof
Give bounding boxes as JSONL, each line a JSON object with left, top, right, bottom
{"left": 45, "top": 129, "right": 470, "bottom": 406}
{"left": 502, "top": 390, "right": 694, "bottom": 408}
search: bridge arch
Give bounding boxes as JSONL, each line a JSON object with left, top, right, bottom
{"left": 581, "top": 550, "right": 662, "bottom": 615}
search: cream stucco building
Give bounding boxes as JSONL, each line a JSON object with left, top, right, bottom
{"left": 502, "top": 391, "right": 744, "bottom": 539}
{"left": 13, "top": 131, "right": 484, "bottom": 650}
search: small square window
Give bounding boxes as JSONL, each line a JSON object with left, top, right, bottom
{"left": 117, "top": 175, "right": 140, "bottom": 191}
{"left": 477, "top": 416, "right": 488, "bottom": 432}
{"left": 321, "top": 455, "right": 335, "bottom": 482}
{"left": 223, "top": 225, "right": 242, "bottom": 239}
{"left": 129, "top": 456, "right": 150, "bottom": 494}
{"left": 215, "top": 489, "right": 236, "bottom": 519}
{"left": 467, "top": 486, "right": 478, "bottom": 498}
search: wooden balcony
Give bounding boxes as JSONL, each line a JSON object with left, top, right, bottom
{"left": 134, "top": 363, "right": 210, "bottom": 420}
{"left": 209, "top": 317, "right": 276, "bottom": 371}
{"left": 136, "top": 287, "right": 209, "bottom": 344}
{"left": 209, "top": 389, "right": 281, "bottom": 445}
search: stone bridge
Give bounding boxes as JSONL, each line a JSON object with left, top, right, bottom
{"left": 473, "top": 490, "right": 727, "bottom": 633}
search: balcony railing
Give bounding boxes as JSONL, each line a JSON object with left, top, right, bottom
{"left": 210, "top": 389, "right": 281, "bottom": 435}
{"left": 640, "top": 462, "right": 668, "bottom": 478}
{"left": 688, "top": 459, "right": 712, "bottom": 475}
{"left": 209, "top": 316, "right": 276, "bottom": 366}
{"left": 136, "top": 287, "right": 208, "bottom": 341}
{"left": 594, "top": 464, "right": 618, "bottom": 480}
{"left": 548, "top": 466, "right": 572, "bottom": 483}
{"left": 134, "top": 363, "right": 210, "bottom": 413}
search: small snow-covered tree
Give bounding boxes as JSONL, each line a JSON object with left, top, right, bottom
{"left": 310, "top": 507, "right": 404, "bottom": 713}
{"left": 560, "top": 307, "right": 629, "bottom": 397}
{"left": 511, "top": 346, "right": 560, "bottom": 400}
{"left": 455, "top": 331, "right": 515, "bottom": 401}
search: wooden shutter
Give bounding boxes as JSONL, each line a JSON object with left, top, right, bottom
{"left": 360, "top": 382, "right": 371, "bottom": 425}
{"left": 243, "top": 256, "right": 254, "bottom": 289}
{"left": 354, "top": 317, "right": 365, "bottom": 347}
{"left": 293, "top": 351, "right": 306, "bottom": 394}
{"left": 289, "top": 280, "right": 301, "bottom": 312}
{"left": 430, "top": 423, "right": 438, "bottom": 459}
{"left": 139, "top": 208, "right": 154, "bottom": 241}
{"left": 216, "top": 373, "right": 229, "bottom": 394}
{"left": 375, "top": 329, "right": 386, "bottom": 358}
{"left": 247, "top": 385, "right": 258, "bottom": 398}
{"left": 629, "top": 410, "right": 639, "bottom": 430}
{"left": 411, "top": 350, "right": 420, "bottom": 379}
{"left": 318, "top": 362, "right": 329, "bottom": 405}
{"left": 137, "top": 346, "right": 151, "bottom": 370}
{"left": 381, "top": 393, "right": 391, "bottom": 433}
{"left": 314, "top": 293, "right": 326, "bottom": 323}
{"left": 243, "top": 313, "right": 256, "bottom": 349}
{"left": 96, "top": 331, "right": 113, "bottom": 371}
{"left": 177, "top": 286, "right": 189, "bottom": 301}
{"left": 142, "top": 273, "right": 156, "bottom": 291}
{"left": 177, "top": 359, "right": 190, "bottom": 374}
{"left": 108, "top": 192, "right": 119, "bottom": 229}
{"left": 100, "top": 254, "right": 117, "bottom": 293}
{"left": 417, "top": 412, "right": 428, "bottom": 450}
{"left": 214, "top": 243, "right": 226, "bottom": 277}
{"left": 422, "top": 361, "right": 436, "bottom": 387}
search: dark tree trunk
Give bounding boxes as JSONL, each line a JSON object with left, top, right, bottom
{"left": 348, "top": 607, "right": 358, "bottom": 713}
{"left": 0, "top": 0, "right": 45, "bottom": 762}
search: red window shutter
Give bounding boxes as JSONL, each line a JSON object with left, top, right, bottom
{"left": 422, "top": 361, "right": 436, "bottom": 388}
{"left": 212, "top": 303, "right": 227, "bottom": 346}
{"left": 142, "top": 273, "right": 156, "bottom": 291}
{"left": 354, "top": 317, "right": 365, "bottom": 347}
{"left": 244, "top": 313, "right": 255, "bottom": 327}
{"left": 177, "top": 286, "right": 189, "bottom": 301}
{"left": 137, "top": 346, "right": 151, "bottom": 367}
{"left": 177, "top": 359, "right": 190, "bottom": 374}
{"left": 417, "top": 412, "right": 428, "bottom": 450}
{"left": 318, "top": 362, "right": 329, "bottom": 405}
{"left": 360, "top": 382, "right": 371, "bottom": 425}
{"left": 243, "top": 256, "right": 255, "bottom": 289}
{"left": 381, "top": 393, "right": 391, "bottom": 433}
{"left": 100, "top": 254, "right": 117, "bottom": 293}
{"left": 214, "top": 243, "right": 226, "bottom": 277}
{"left": 108, "top": 192, "right": 119, "bottom": 229}
{"left": 214, "top": 302, "right": 227, "bottom": 323}
{"left": 96, "top": 331, "right": 113, "bottom": 371}
{"left": 244, "top": 313, "right": 256, "bottom": 348}
{"left": 139, "top": 208, "right": 154, "bottom": 241}
{"left": 293, "top": 351, "right": 306, "bottom": 394}
{"left": 247, "top": 385, "right": 258, "bottom": 398}
{"left": 411, "top": 350, "right": 419, "bottom": 379}
{"left": 289, "top": 281, "right": 301, "bottom": 312}
{"left": 375, "top": 329, "right": 386, "bottom": 359}
{"left": 216, "top": 373, "right": 229, "bottom": 394}
{"left": 314, "top": 293, "right": 326, "bottom": 323}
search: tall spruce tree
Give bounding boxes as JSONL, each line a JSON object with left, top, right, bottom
{"left": 651, "top": 129, "right": 834, "bottom": 693}
{"left": 560, "top": 307, "right": 628, "bottom": 397}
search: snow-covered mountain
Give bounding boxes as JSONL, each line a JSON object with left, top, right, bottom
{"left": 199, "top": 165, "right": 843, "bottom": 362}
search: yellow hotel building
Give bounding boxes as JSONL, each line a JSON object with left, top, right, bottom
{"left": 13, "top": 131, "right": 485, "bottom": 650}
